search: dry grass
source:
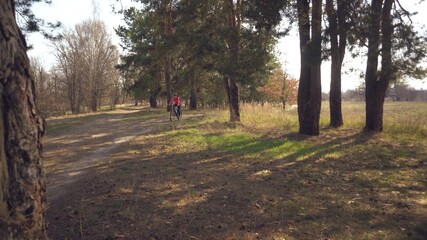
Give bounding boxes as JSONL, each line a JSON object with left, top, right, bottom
{"left": 207, "top": 101, "right": 427, "bottom": 140}
{"left": 45, "top": 102, "right": 427, "bottom": 240}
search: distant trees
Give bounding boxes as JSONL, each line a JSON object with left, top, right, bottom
{"left": 27, "top": 18, "right": 123, "bottom": 117}
{"left": 30, "top": 57, "right": 65, "bottom": 115}
{"left": 388, "top": 80, "right": 412, "bottom": 101}
{"left": 257, "top": 67, "right": 298, "bottom": 109}
{"left": 52, "top": 19, "right": 120, "bottom": 114}
{"left": 342, "top": 79, "right": 427, "bottom": 102}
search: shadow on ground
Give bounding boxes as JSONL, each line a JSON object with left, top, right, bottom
{"left": 45, "top": 107, "right": 427, "bottom": 240}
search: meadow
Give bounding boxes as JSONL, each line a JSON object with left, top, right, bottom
{"left": 45, "top": 101, "right": 427, "bottom": 239}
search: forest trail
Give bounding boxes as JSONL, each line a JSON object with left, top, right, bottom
{"left": 43, "top": 107, "right": 168, "bottom": 202}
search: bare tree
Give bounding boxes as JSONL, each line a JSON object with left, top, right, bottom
{"left": 52, "top": 19, "right": 119, "bottom": 113}
{"left": 30, "top": 57, "right": 49, "bottom": 114}
{"left": 52, "top": 31, "right": 85, "bottom": 113}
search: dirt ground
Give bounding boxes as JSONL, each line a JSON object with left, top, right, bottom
{"left": 44, "top": 107, "right": 168, "bottom": 238}
{"left": 44, "top": 106, "right": 427, "bottom": 240}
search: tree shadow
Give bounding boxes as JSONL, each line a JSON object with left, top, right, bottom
{"left": 45, "top": 110, "right": 427, "bottom": 240}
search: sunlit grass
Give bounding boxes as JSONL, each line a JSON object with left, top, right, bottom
{"left": 204, "top": 103, "right": 299, "bottom": 134}
{"left": 382, "top": 102, "right": 427, "bottom": 141}
{"left": 169, "top": 116, "right": 309, "bottom": 158}
{"left": 169, "top": 101, "right": 426, "bottom": 171}
{"left": 201, "top": 101, "right": 427, "bottom": 142}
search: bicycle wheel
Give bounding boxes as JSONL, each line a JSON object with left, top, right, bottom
{"left": 169, "top": 108, "right": 174, "bottom": 122}
{"left": 177, "top": 108, "right": 182, "bottom": 120}
{"left": 170, "top": 106, "right": 179, "bottom": 122}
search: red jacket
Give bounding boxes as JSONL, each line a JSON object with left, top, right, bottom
{"left": 169, "top": 96, "right": 181, "bottom": 106}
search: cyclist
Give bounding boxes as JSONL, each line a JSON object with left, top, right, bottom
{"left": 168, "top": 93, "right": 181, "bottom": 117}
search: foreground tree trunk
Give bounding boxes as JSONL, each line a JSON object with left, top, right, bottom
{"left": 365, "top": 0, "right": 393, "bottom": 131}
{"left": 0, "top": 0, "right": 47, "bottom": 239}
{"left": 297, "top": 0, "right": 322, "bottom": 135}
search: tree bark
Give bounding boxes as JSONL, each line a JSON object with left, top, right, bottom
{"left": 297, "top": 0, "right": 322, "bottom": 135}
{"left": 149, "top": 93, "right": 158, "bottom": 108}
{"left": 223, "top": 77, "right": 240, "bottom": 122}
{"left": 281, "top": 76, "right": 287, "bottom": 111}
{"left": 0, "top": 0, "right": 47, "bottom": 239}
{"left": 190, "top": 70, "right": 197, "bottom": 110}
{"left": 190, "top": 88, "right": 197, "bottom": 110}
{"left": 91, "top": 92, "right": 98, "bottom": 112}
{"left": 164, "top": 0, "right": 172, "bottom": 112}
{"left": 165, "top": 58, "right": 171, "bottom": 111}
{"left": 365, "top": 0, "right": 392, "bottom": 132}
{"left": 149, "top": 77, "right": 161, "bottom": 108}
{"left": 326, "top": 0, "right": 345, "bottom": 128}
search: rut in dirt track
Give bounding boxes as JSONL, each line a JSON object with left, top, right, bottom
{"left": 43, "top": 111, "right": 168, "bottom": 202}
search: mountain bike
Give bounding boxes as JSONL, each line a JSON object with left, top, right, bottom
{"left": 170, "top": 104, "right": 181, "bottom": 122}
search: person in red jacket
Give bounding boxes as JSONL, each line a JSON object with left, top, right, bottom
{"left": 168, "top": 93, "right": 181, "bottom": 117}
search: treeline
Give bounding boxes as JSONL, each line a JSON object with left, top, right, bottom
{"left": 31, "top": 18, "right": 124, "bottom": 116}
{"left": 340, "top": 83, "right": 427, "bottom": 102}
{"left": 116, "top": 0, "right": 427, "bottom": 134}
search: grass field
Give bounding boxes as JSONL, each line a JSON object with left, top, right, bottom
{"left": 46, "top": 101, "right": 427, "bottom": 240}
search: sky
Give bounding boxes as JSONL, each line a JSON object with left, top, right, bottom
{"left": 27, "top": 0, "right": 427, "bottom": 92}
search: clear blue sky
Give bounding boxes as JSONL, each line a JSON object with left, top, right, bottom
{"left": 27, "top": 0, "right": 427, "bottom": 91}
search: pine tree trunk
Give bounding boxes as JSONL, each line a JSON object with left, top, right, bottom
{"left": 365, "top": 0, "right": 392, "bottom": 132}
{"left": 0, "top": 0, "right": 47, "bottom": 238}
{"left": 223, "top": 77, "right": 240, "bottom": 122}
{"left": 190, "top": 88, "right": 197, "bottom": 110}
{"left": 365, "top": 83, "right": 386, "bottom": 131}
{"left": 326, "top": 0, "right": 344, "bottom": 128}
{"left": 297, "top": 0, "right": 322, "bottom": 135}
{"left": 281, "top": 76, "right": 287, "bottom": 111}
{"left": 149, "top": 94, "right": 158, "bottom": 108}
{"left": 165, "top": 58, "right": 171, "bottom": 111}
{"left": 329, "top": 62, "right": 343, "bottom": 127}
{"left": 229, "top": 78, "right": 240, "bottom": 122}
{"left": 164, "top": 1, "right": 172, "bottom": 112}
{"left": 190, "top": 71, "right": 197, "bottom": 110}
{"left": 223, "top": 0, "right": 241, "bottom": 122}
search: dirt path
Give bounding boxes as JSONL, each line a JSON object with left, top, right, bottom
{"left": 44, "top": 107, "right": 168, "bottom": 201}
